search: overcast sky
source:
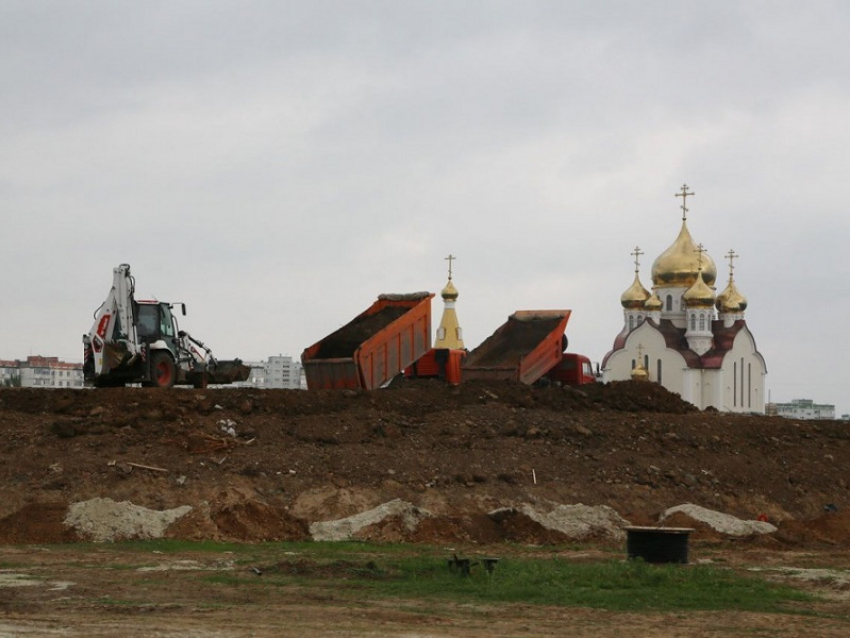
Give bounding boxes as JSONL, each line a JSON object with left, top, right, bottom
{"left": 1, "top": 1, "right": 847, "bottom": 414}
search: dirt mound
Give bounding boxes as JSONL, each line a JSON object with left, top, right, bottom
{"left": 1, "top": 382, "right": 849, "bottom": 547}
{"left": 356, "top": 510, "right": 572, "bottom": 545}
{"left": 0, "top": 503, "right": 79, "bottom": 544}
{"left": 773, "top": 510, "right": 850, "bottom": 548}
{"left": 187, "top": 499, "right": 309, "bottom": 542}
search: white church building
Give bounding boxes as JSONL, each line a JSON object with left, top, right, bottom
{"left": 601, "top": 185, "right": 767, "bottom": 413}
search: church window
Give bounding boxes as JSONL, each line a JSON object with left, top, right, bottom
{"left": 689, "top": 314, "right": 696, "bottom": 331}
{"left": 699, "top": 313, "right": 706, "bottom": 331}
{"left": 631, "top": 359, "right": 636, "bottom": 370}
{"left": 657, "top": 359, "right": 662, "bottom": 383}
{"left": 437, "top": 327, "right": 446, "bottom": 340}
{"left": 644, "top": 354, "right": 649, "bottom": 370}
{"left": 637, "top": 315, "right": 644, "bottom": 325}
{"left": 629, "top": 316, "right": 634, "bottom": 330}
{"left": 740, "top": 357, "right": 745, "bottom": 407}
{"left": 748, "top": 363, "right": 752, "bottom": 408}
{"left": 733, "top": 362, "right": 737, "bottom": 406}
{"left": 666, "top": 295, "right": 672, "bottom": 311}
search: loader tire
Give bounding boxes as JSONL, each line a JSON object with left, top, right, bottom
{"left": 151, "top": 351, "right": 176, "bottom": 389}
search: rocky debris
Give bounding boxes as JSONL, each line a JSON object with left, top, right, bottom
{"left": 310, "top": 499, "right": 632, "bottom": 543}
{"left": 659, "top": 503, "right": 777, "bottom": 537}
{"left": 64, "top": 498, "right": 192, "bottom": 542}
{"left": 505, "top": 503, "right": 631, "bottom": 541}
{"left": 310, "top": 499, "right": 431, "bottom": 541}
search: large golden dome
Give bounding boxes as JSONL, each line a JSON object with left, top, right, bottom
{"left": 620, "top": 273, "right": 650, "bottom": 309}
{"left": 651, "top": 221, "right": 717, "bottom": 288}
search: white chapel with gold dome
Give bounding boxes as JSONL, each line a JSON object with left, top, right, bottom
{"left": 601, "top": 185, "right": 767, "bottom": 413}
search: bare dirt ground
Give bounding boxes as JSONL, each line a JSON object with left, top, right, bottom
{"left": 2, "top": 379, "right": 850, "bottom": 636}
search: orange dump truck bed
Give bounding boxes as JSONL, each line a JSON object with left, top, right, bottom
{"left": 301, "top": 292, "right": 434, "bottom": 390}
{"left": 461, "top": 310, "right": 571, "bottom": 385}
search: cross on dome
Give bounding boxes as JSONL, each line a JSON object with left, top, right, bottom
{"left": 694, "top": 243, "right": 708, "bottom": 270}
{"left": 631, "top": 246, "right": 644, "bottom": 273}
{"left": 675, "top": 184, "right": 695, "bottom": 221}
{"left": 726, "top": 249, "right": 738, "bottom": 278}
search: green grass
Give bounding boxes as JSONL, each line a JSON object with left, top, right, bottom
{"left": 342, "top": 555, "right": 813, "bottom": 612}
{"left": 200, "top": 543, "right": 812, "bottom": 614}
{"left": 28, "top": 540, "right": 815, "bottom": 614}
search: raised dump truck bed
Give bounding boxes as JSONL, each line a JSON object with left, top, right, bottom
{"left": 302, "top": 292, "right": 434, "bottom": 390}
{"left": 461, "top": 310, "right": 571, "bottom": 385}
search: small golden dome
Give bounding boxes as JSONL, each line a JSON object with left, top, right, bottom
{"left": 651, "top": 221, "right": 717, "bottom": 288}
{"left": 645, "top": 292, "right": 663, "bottom": 311}
{"left": 716, "top": 278, "right": 748, "bottom": 313}
{"left": 620, "top": 273, "right": 650, "bottom": 309}
{"left": 631, "top": 364, "right": 649, "bottom": 382}
{"left": 683, "top": 270, "right": 716, "bottom": 308}
{"left": 441, "top": 280, "right": 459, "bottom": 301}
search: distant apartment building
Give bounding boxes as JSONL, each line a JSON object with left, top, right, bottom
{"left": 233, "top": 355, "right": 304, "bottom": 389}
{"left": 766, "top": 399, "right": 836, "bottom": 421}
{"left": 0, "top": 359, "right": 20, "bottom": 386}
{"left": 0, "top": 356, "right": 84, "bottom": 388}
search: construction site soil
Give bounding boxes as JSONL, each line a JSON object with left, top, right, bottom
{"left": 2, "top": 379, "right": 850, "bottom": 549}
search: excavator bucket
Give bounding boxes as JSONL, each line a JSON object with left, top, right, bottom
{"left": 207, "top": 359, "right": 251, "bottom": 384}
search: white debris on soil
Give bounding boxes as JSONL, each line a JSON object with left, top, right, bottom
{"left": 64, "top": 497, "right": 192, "bottom": 542}
{"left": 0, "top": 572, "right": 41, "bottom": 588}
{"left": 498, "top": 503, "right": 631, "bottom": 541}
{"left": 660, "top": 503, "right": 777, "bottom": 536}
{"left": 309, "top": 498, "right": 432, "bottom": 542}
{"left": 0, "top": 572, "right": 73, "bottom": 591}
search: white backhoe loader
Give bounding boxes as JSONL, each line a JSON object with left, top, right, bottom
{"left": 82, "top": 264, "right": 249, "bottom": 388}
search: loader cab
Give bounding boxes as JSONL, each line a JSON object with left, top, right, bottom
{"left": 135, "top": 302, "right": 178, "bottom": 352}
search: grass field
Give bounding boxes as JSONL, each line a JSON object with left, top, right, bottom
{"left": 3, "top": 540, "right": 848, "bottom": 637}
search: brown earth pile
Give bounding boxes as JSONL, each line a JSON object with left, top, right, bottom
{"left": 1, "top": 380, "right": 849, "bottom": 547}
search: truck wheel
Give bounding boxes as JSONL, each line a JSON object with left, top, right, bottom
{"left": 151, "top": 352, "right": 176, "bottom": 388}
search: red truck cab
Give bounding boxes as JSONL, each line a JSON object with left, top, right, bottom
{"left": 545, "top": 353, "right": 597, "bottom": 386}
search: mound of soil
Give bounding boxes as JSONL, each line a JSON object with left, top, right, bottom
{"left": 0, "top": 380, "right": 848, "bottom": 547}
{"left": 773, "top": 509, "right": 850, "bottom": 548}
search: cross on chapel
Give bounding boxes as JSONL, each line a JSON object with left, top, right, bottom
{"left": 445, "top": 254, "right": 456, "bottom": 280}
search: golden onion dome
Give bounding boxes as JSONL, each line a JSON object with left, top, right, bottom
{"left": 631, "top": 364, "right": 649, "bottom": 382}
{"left": 716, "top": 278, "right": 748, "bottom": 313}
{"left": 620, "top": 273, "right": 651, "bottom": 309}
{"left": 441, "top": 279, "right": 459, "bottom": 301}
{"left": 683, "top": 270, "right": 716, "bottom": 308}
{"left": 645, "top": 292, "right": 663, "bottom": 311}
{"left": 651, "top": 221, "right": 717, "bottom": 288}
